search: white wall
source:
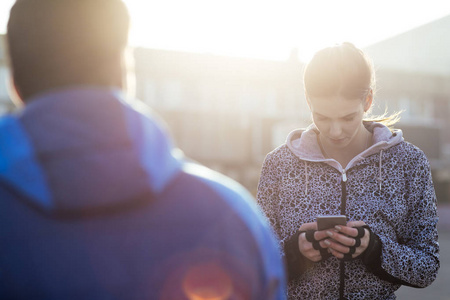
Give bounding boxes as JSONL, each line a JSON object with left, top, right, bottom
{"left": 364, "top": 15, "right": 450, "bottom": 76}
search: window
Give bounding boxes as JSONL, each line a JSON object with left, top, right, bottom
{"left": 399, "top": 96, "right": 433, "bottom": 122}
{"left": 161, "top": 80, "right": 183, "bottom": 110}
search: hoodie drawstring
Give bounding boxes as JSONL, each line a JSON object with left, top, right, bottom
{"left": 304, "top": 161, "right": 308, "bottom": 196}
{"left": 378, "top": 150, "right": 383, "bottom": 191}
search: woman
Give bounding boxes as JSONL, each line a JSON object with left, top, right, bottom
{"left": 256, "top": 42, "right": 439, "bottom": 299}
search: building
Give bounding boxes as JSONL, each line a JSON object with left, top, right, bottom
{"left": 0, "top": 35, "right": 14, "bottom": 114}
{"left": 364, "top": 15, "right": 450, "bottom": 77}
{"left": 133, "top": 15, "right": 450, "bottom": 197}
{"left": 364, "top": 15, "right": 450, "bottom": 153}
{"left": 364, "top": 15, "right": 450, "bottom": 199}
{"left": 1, "top": 15, "right": 449, "bottom": 198}
{"left": 133, "top": 48, "right": 307, "bottom": 192}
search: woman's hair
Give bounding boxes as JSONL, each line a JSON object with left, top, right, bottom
{"left": 303, "top": 42, "right": 400, "bottom": 127}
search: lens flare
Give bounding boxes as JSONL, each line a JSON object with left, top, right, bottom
{"left": 182, "top": 262, "right": 233, "bottom": 300}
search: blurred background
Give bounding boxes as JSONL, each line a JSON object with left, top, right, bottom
{"left": 0, "top": 1, "right": 449, "bottom": 298}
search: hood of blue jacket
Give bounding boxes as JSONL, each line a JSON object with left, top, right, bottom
{"left": 0, "top": 88, "right": 181, "bottom": 214}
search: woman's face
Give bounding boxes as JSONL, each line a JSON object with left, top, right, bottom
{"left": 308, "top": 95, "right": 371, "bottom": 150}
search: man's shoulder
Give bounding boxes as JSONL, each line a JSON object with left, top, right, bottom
{"left": 180, "top": 162, "right": 257, "bottom": 211}
{"left": 175, "top": 161, "right": 275, "bottom": 233}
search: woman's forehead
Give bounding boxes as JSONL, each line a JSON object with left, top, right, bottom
{"left": 309, "top": 96, "right": 364, "bottom": 118}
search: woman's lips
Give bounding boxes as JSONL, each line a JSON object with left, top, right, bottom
{"left": 329, "top": 137, "right": 346, "bottom": 144}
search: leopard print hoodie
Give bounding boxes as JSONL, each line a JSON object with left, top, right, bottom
{"left": 257, "top": 122, "right": 439, "bottom": 299}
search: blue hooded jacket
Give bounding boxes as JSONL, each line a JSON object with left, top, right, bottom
{"left": 0, "top": 88, "right": 286, "bottom": 299}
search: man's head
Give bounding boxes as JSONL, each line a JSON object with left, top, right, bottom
{"left": 7, "top": 0, "right": 130, "bottom": 102}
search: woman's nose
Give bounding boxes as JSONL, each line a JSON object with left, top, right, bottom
{"left": 328, "top": 122, "right": 343, "bottom": 138}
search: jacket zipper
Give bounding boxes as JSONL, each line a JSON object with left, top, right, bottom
{"left": 341, "top": 169, "right": 347, "bottom": 183}
{"left": 339, "top": 170, "right": 347, "bottom": 300}
{"left": 340, "top": 170, "right": 347, "bottom": 215}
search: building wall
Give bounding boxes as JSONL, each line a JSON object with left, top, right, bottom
{"left": 0, "top": 35, "right": 13, "bottom": 114}
{"left": 0, "top": 35, "right": 448, "bottom": 198}
{"left": 364, "top": 15, "right": 450, "bottom": 77}
{"left": 134, "top": 48, "right": 309, "bottom": 193}
{"left": 133, "top": 47, "right": 450, "bottom": 198}
{"left": 373, "top": 69, "right": 450, "bottom": 166}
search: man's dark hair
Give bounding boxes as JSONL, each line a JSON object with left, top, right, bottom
{"left": 7, "top": 0, "right": 130, "bottom": 101}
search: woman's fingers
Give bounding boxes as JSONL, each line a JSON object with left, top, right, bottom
{"left": 322, "top": 236, "right": 352, "bottom": 254}
{"left": 346, "top": 220, "right": 366, "bottom": 228}
{"left": 335, "top": 221, "right": 366, "bottom": 237}
{"left": 328, "top": 247, "right": 345, "bottom": 259}
{"left": 314, "top": 229, "right": 334, "bottom": 241}
{"left": 296, "top": 221, "right": 372, "bottom": 262}
{"left": 326, "top": 230, "right": 355, "bottom": 246}
{"left": 298, "top": 222, "right": 317, "bottom": 231}
{"left": 297, "top": 225, "right": 337, "bottom": 262}
{"left": 298, "top": 232, "right": 322, "bottom": 261}
{"left": 325, "top": 223, "right": 370, "bottom": 259}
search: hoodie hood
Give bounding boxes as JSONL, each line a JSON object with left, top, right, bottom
{"left": 286, "top": 121, "right": 404, "bottom": 172}
{"left": 0, "top": 88, "right": 181, "bottom": 215}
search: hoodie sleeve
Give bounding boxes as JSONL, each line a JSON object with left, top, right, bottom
{"left": 256, "top": 151, "right": 311, "bottom": 281}
{"left": 369, "top": 149, "right": 440, "bottom": 288}
{"left": 257, "top": 152, "right": 282, "bottom": 239}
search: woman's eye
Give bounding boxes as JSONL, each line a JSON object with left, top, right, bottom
{"left": 344, "top": 117, "right": 354, "bottom": 122}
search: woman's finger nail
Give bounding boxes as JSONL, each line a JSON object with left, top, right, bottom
{"left": 327, "top": 231, "right": 333, "bottom": 237}
{"left": 335, "top": 225, "right": 342, "bottom": 231}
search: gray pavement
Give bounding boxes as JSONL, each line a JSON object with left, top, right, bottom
{"left": 396, "top": 204, "right": 450, "bottom": 299}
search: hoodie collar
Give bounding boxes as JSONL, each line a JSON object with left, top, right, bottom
{"left": 286, "top": 121, "right": 404, "bottom": 171}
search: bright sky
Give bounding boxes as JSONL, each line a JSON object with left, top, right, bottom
{"left": 1, "top": 0, "right": 449, "bottom": 62}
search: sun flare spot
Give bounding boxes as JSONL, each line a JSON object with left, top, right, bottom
{"left": 182, "top": 262, "right": 233, "bottom": 300}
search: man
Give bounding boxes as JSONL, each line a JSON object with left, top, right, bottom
{"left": 0, "top": 1, "right": 286, "bottom": 299}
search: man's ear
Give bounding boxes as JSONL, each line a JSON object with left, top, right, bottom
{"left": 122, "top": 47, "right": 136, "bottom": 99}
{"left": 8, "top": 75, "right": 24, "bottom": 108}
{"left": 364, "top": 89, "right": 373, "bottom": 112}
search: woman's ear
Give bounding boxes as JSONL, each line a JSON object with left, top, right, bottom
{"left": 364, "top": 89, "right": 373, "bottom": 112}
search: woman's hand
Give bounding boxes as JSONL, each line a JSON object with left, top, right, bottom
{"left": 297, "top": 222, "right": 332, "bottom": 262}
{"left": 323, "top": 220, "right": 370, "bottom": 259}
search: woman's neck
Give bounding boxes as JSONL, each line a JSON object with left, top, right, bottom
{"left": 319, "top": 126, "right": 372, "bottom": 168}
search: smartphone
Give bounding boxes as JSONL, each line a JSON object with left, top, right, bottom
{"left": 316, "top": 215, "right": 347, "bottom": 231}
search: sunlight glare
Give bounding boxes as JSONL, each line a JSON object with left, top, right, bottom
{"left": 182, "top": 262, "right": 233, "bottom": 300}
{"left": 124, "top": 0, "right": 450, "bottom": 62}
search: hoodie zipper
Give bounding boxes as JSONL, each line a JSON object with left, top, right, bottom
{"left": 341, "top": 169, "right": 347, "bottom": 183}
{"left": 339, "top": 169, "right": 347, "bottom": 300}
{"left": 340, "top": 170, "right": 347, "bottom": 214}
